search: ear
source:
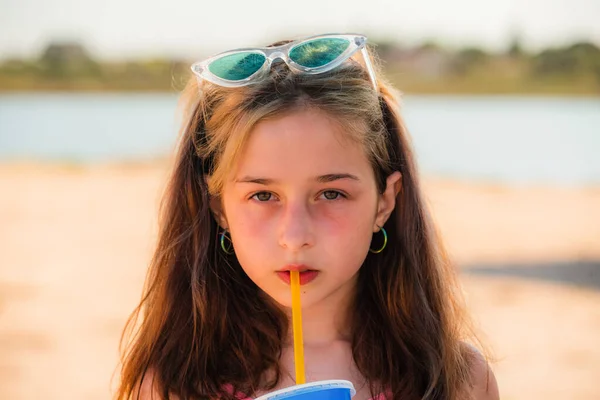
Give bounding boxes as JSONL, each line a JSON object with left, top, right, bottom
{"left": 374, "top": 171, "right": 402, "bottom": 231}
{"left": 209, "top": 195, "right": 229, "bottom": 230}
{"left": 205, "top": 175, "right": 229, "bottom": 230}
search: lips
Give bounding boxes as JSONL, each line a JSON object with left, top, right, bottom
{"left": 276, "top": 265, "right": 319, "bottom": 285}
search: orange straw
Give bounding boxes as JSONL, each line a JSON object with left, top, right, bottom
{"left": 290, "top": 270, "right": 306, "bottom": 384}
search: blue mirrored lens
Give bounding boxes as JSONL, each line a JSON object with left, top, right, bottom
{"left": 289, "top": 38, "right": 351, "bottom": 68}
{"left": 208, "top": 52, "right": 266, "bottom": 81}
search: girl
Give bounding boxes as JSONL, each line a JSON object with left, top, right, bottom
{"left": 116, "top": 34, "right": 499, "bottom": 400}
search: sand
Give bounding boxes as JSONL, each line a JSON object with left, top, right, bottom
{"left": 0, "top": 162, "right": 598, "bottom": 400}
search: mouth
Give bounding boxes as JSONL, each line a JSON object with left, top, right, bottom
{"left": 276, "top": 265, "right": 319, "bottom": 285}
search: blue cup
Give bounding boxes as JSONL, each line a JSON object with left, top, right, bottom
{"left": 254, "top": 380, "right": 356, "bottom": 400}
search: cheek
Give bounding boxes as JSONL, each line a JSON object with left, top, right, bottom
{"left": 223, "top": 202, "right": 277, "bottom": 275}
{"left": 317, "top": 202, "right": 377, "bottom": 254}
{"left": 228, "top": 203, "right": 277, "bottom": 244}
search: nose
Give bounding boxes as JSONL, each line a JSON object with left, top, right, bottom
{"left": 278, "top": 200, "right": 315, "bottom": 252}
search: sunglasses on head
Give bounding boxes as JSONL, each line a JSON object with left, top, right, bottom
{"left": 190, "top": 33, "right": 377, "bottom": 89}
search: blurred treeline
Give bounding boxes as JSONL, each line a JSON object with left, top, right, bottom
{"left": 1, "top": 38, "right": 599, "bottom": 94}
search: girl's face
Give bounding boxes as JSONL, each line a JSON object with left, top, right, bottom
{"left": 217, "top": 108, "right": 399, "bottom": 309}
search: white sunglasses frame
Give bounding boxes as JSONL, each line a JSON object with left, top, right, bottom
{"left": 190, "top": 33, "right": 377, "bottom": 89}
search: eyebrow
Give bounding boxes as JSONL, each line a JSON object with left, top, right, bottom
{"left": 235, "top": 173, "right": 360, "bottom": 185}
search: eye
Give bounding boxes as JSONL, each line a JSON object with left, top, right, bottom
{"left": 320, "top": 190, "right": 345, "bottom": 200}
{"left": 251, "top": 191, "right": 273, "bottom": 202}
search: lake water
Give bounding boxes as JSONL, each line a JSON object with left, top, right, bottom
{"left": 0, "top": 93, "right": 598, "bottom": 185}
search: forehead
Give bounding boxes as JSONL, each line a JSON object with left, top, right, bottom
{"left": 231, "top": 109, "right": 374, "bottom": 181}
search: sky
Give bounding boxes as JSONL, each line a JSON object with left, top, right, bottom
{"left": 1, "top": 0, "right": 600, "bottom": 61}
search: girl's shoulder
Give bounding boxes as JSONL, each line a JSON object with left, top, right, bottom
{"left": 466, "top": 347, "right": 500, "bottom": 400}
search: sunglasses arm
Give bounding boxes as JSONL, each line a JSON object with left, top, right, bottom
{"left": 360, "top": 47, "right": 378, "bottom": 90}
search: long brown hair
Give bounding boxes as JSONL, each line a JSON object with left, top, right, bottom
{"left": 116, "top": 44, "right": 484, "bottom": 400}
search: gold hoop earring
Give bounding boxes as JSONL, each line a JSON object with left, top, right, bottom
{"left": 369, "top": 226, "right": 387, "bottom": 254}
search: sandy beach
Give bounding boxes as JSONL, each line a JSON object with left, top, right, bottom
{"left": 0, "top": 161, "right": 599, "bottom": 400}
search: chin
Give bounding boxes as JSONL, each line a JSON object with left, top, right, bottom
{"left": 258, "top": 285, "right": 323, "bottom": 310}
{"left": 259, "top": 286, "right": 294, "bottom": 309}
